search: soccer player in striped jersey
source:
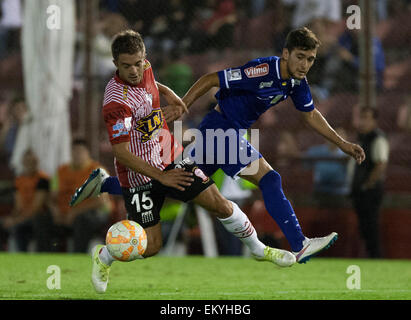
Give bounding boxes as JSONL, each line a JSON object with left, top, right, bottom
{"left": 82, "top": 30, "right": 296, "bottom": 294}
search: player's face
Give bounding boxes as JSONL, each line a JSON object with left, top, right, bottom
{"left": 72, "top": 144, "right": 90, "bottom": 168}
{"left": 283, "top": 48, "right": 317, "bottom": 80}
{"left": 115, "top": 50, "right": 146, "bottom": 85}
{"left": 358, "top": 110, "right": 377, "bottom": 134}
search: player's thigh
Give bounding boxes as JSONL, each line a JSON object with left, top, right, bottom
{"left": 122, "top": 184, "right": 165, "bottom": 227}
{"left": 238, "top": 157, "right": 273, "bottom": 185}
{"left": 192, "top": 184, "right": 232, "bottom": 218}
{"left": 165, "top": 159, "right": 215, "bottom": 202}
{"left": 164, "top": 159, "right": 233, "bottom": 217}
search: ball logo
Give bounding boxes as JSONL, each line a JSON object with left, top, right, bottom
{"left": 244, "top": 63, "right": 269, "bottom": 78}
{"left": 106, "top": 220, "right": 147, "bottom": 261}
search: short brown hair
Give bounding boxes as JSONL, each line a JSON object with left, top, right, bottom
{"left": 72, "top": 138, "right": 89, "bottom": 149}
{"left": 111, "top": 30, "right": 145, "bottom": 61}
{"left": 360, "top": 106, "right": 379, "bottom": 119}
{"left": 284, "top": 27, "right": 321, "bottom": 52}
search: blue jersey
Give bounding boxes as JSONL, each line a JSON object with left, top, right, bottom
{"left": 216, "top": 56, "right": 315, "bottom": 129}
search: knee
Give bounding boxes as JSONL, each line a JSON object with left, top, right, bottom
{"left": 259, "top": 170, "right": 282, "bottom": 190}
{"left": 210, "top": 197, "right": 233, "bottom": 219}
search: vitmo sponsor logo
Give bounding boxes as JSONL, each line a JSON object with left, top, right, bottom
{"left": 244, "top": 63, "right": 269, "bottom": 78}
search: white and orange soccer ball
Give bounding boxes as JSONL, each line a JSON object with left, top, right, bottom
{"left": 106, "top": 220, "right": 147, "bottom": 262}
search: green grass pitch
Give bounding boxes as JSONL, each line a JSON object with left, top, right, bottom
{"left": 0, "top": 253, "right": 410, "bottom": 300}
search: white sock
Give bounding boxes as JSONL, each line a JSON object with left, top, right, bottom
{"left": 99, "top": 246, "right": 116, "bottom": 266}
{"left": 218, "top": 201, "right": 266, "bottom": 258}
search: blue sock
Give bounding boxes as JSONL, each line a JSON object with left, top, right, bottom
{"left": 259, "top": 170, "right": 305, "bottom": 252}
{"left": 101, "top": 176, "right": 123, "bottom": 195}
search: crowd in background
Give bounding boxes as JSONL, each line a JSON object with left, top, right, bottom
{"left": 0, "top": 0, "right": 410, "bottom": 257}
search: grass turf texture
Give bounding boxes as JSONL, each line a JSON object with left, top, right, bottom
{"left": 0, "top": 253, "right": 410, "bottom": 300}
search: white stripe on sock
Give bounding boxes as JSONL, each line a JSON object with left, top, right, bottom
{"left": 218, "top": 201, "right": 265, "bottom": 257}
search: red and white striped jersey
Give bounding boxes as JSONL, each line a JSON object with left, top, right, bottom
{"left": 102, "top": 60, "right": 182, "bottom": 188}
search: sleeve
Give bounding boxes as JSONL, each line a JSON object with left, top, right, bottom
{"left": 102, "top": 102, "right": 133, "bottom": 144}
{"left": 290, "top": 77, "right": 315, "bottom": 112}
{"left": 371, "top": 136, "right": 389, "bottom": 163}
{"left": 217, "top": 59, "right": 269, "bottom": 91}
{"left": 36, "top": 178, "right": 50, "bottom": 191}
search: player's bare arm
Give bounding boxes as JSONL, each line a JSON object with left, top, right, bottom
{"left": 183, "top": 72, "right": 219, "bottom": 109}
{"left": 157, "top": 81, "right": 189, "bottom": 122}
{"left": 162, "top": 72, "right": 219, "bottom": 123}
{"left": 112, "top": 141, "right": 194, "bottom": 191}
{"left": 301, "top": 108, "right": 365, "bottom": 164}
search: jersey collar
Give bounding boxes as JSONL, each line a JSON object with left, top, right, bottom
{"left": 275, "top": 57, "right": 281, "bottom": 80}
{"left": 276, "top": 57, "right": 298, "bottom": 88}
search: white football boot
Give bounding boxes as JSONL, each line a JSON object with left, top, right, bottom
{"left": 91, "top": 245, "right": 111, "bottom": 293}
{"left": 293, "top": 232, "right": 338, "bottom": 264}
{"left": 254, "top": 246, "right": 296, "bottom": 267}
{"left": 70, "top": 168, "right": 109, "bottom": 207}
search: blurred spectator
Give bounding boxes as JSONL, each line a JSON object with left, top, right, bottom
{"left": 310, "top": 28, "right": 386, "bottom": 100}
{"left": 282, "top": 0, "right": 342, "bottom": 29}
{"left": 189, "top": 0, "right": 237, "bottom": 53}
{"left": 275, "top": 130, "right": 300, "bottom": 167}
{"left": 0, "top": 0, "right": 22, "bottom": 59}
{"left": 303, "top": 127, "right": 350, "bottom": 208}
{"left": 397, "top": 94, "right": 411, "bottom": 131}
{"left": 337, "top": 29, "right": 386, "bottom": 92}
{"left": 249, "top": 0, "right": 267, "bottom": 17}
{"left": 75, "top": 13, "right": 128, "bottom": 83}
{"left": 143, "top": 0, "right": 194, "bottom": 54}
{"left": 0, "top": 96, "right": 27, "bottom": 162}
{"left": 163, "top": 0, "right": 194, "bottom": 51}
{"left": 376, "top": 0, "right": 388, "bottom": 21}
{"left": 159, "top": 48, "right": 193, "bottom": 98}
{"left": 349, "top": 107, "right": 389, "bottom": 258}
{"left": 50, "top": 139, "right": 111, "bottom": 253}
{"left": 2, "top": 149, "right": 54, "bottom": 252}
{"left": 114, "top": 0, "right": 167, "bottom": 36}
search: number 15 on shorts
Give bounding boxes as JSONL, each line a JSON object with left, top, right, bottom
{"left": 131, "top": 191, "right": 153, "bottom": 212}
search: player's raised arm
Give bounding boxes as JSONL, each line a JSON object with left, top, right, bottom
{"left": 182, "top": 72, "right": 220, "bottom": 109}
{"left": 300, "top": 108, "right": 366, "bottom": 164}
{"left": 161, "top": 72, "right": 219, "bottom": 122}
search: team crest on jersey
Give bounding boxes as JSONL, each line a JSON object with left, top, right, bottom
{"left": 245, "top": 63, "right": 269, "bottom": 78}
{"left": 193, "top": 167, "right": 210, "bottom": 184}
{"left": 227, "top": 68, "right": 242, "bottom": 81}
{"left": 135, "top": 109, "right": 164, "bottom": 143}
{"left": 112, "top": 119, "right": 128, "bottom": 138}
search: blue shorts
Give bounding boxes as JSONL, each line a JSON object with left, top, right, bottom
{"left": 188, "top": 109, "right": 262, "bottom": 179}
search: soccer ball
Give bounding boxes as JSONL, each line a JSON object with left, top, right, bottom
{"left": 106, "top": 220, "right": 147, "bottom": 262}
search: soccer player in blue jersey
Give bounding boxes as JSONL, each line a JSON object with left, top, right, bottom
{"left": 72, "top": 27, "right": 365, "bottom": 263}
{"left": 164, "top": 27, "right": 365, "bottom": 263}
